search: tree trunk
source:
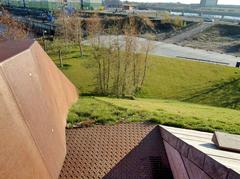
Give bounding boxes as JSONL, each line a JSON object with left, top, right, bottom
{"left": 77, "top": 18, "right": 83, "bottom": 57}
{"left": 102, "top": 56, "right": 106, "bottom": 94}
{"left": 133, "top": 54, "right": 137, "bottom": 87}
{"left": 59, "top": 49, "right": 63, "bottom": 68}
{"left": 94, "top": 49, "right": 103, "bottom": 94}
{"left": 141, "top": 47, "right": 149, "bottom": 87}
{"left": 79, "top": 42, "right": 83, "bottom": 57}
{"left": 106, "top": 54, "right": 110, "bottom": 92}
{"left": 122, "top": 54, "right": 129, "bottom": 97}
{"left": 98, "top": 59, "right": 103, "bottom": 94}
{"left": 116, "top": 47, "right": 121, "bottom": 97}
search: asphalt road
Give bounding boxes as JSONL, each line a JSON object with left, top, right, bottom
{"left": 150, "top": 41, "right": 239, "bottom": 66}
{"left": 84, "top": 35, "right": 240, "bottom": 67}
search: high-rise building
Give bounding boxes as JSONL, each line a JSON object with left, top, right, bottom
{"left": 200, "top": 0, "right": 218, "bottom": 7}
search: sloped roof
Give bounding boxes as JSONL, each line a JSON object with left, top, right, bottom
{"left": 0, "top": 40, "right": 78, "bottom": 179}
{"left": 0, "top": 40, "right": 34, "bottom": 62}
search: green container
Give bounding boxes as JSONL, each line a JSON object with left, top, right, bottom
{"left": 83, "top": 0, "right": 102, "bottom": 10}
{"left": 67, "top": 2, "right": 81, "bottom": 10}
{"left": 26, "top": 0, "right": 61, "bottom": 10}
{"left": 9, "top": 0, "right": 24, "bottom": 7}
{"left": 2, "top": 0, "right": 102, "bottom": 10}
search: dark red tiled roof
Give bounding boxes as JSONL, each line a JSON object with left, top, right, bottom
{"left": 60, "top": 124, "right": 240, "bottom": 179}
{"left": 59, "top": 123, "right": 172, "bottom": 179}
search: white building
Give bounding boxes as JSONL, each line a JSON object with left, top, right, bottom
{"left": 200, "top": 0, "right": 218, "bottom": 7}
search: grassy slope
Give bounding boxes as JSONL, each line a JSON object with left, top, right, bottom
{"left": 68, "top": 97, "right": 240, "bottom": 134}
{"left": 140, "top": 55, "right": 240, "bottom": 100}
{"left": 47, "top": 44, "right": 240, "bottom": 133}
{"left": 183, "top": 78, "right": 240, "bottom": 110}
{"left": 48, "top": 45, "right": 95, "bottom": 93}
{"left": 48, "top": 44, "right": 240, "bottom": 109}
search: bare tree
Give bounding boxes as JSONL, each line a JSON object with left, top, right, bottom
{"left": 162, "top": 12, "right": 185, "bottom": 30}
{"left": 172, "top": 16, "right": 186, "bottom": 29}
{"left": 112, "top": 27, "right": 122, "bottom": 97}
{"left": 121, "top": 16, "right": 138, "bottom": 96}
{"left": 140, "top": 35, "right": 153, "bottom": 87}
{"left": 61, "top": 4, "right": 68, "bottom": 45}
{"left": 122, "top": 16, "right": 155, "bottom": 96}
{"left": 0, "top": 9, "right": 28, "bottom": 40}
{"left": 55, "top": 3, "right": 71, "bottom": 47}
{"left": 87, "top": 14, "right": 105, "bottom": 94}
{"left": 54, "top": 5, "right": 71, "bottom": 65}
{"left": 86, "top": 15, "right": 154, "bottom": 97}
{"left": 68, "top": 13, "right": 84, "bottom": 57}
{"left": 47, "top": 38, "right": 65, "bottom": 68}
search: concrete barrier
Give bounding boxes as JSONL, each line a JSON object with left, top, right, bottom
{"left": 160, "top": 126, "right": 240, "bottom": 179}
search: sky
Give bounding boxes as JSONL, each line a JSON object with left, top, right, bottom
{"left": 124, "top": 0, "right": 240, "bottom": 5}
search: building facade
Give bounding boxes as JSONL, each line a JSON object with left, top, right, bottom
{"left": 200, "top": 0, "right": 218, "bottom": 7}
{"left": 83, "top": 0, "right": 102, "bottom": 10}
{"left": 104, "top": 0, "right": 121, "bottom": 8}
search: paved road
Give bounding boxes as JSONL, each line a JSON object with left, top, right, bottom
{"left": 84, "top": 35, "right": 240, "bottom": 67}
{"left": 164, "top": 22, "right": 214, "bottom": 44}
{"left": 150, "top": 41, "right": 239, "bottom": 67}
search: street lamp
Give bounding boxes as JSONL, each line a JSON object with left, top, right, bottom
{"left": 43, "top": 30, "right": 47, "bottom": 51}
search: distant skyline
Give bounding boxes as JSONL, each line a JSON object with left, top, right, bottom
{"left": 122, "top": 0, "right": 240, "bottom": 5}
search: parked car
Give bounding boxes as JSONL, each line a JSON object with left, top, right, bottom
{"left": 203, "top": 17, "right": 214, "bottom": 22}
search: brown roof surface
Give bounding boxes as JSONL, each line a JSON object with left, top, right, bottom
{"left": 59, "top": 124, "right": 240, "bottom": 179}
{"left": 0, "top": 40, "right": 78, "bottom": 179}
{"left": 59, "top": 123, "right": 172, "bottom": 179}
{"left": 0, "top": 40, "right": 34, "bottom": 63}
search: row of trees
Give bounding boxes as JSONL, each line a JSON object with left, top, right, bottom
{"left": 53, "top": 13, "right": 154, "bottom": 97}
{"left": 162, "top": 12, "right": 186, "bottom": 30}
{"left": 86, "top": 15, "right": 154, "bottom": 97}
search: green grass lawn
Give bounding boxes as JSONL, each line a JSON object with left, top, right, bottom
{"left": 48, "top": 44, "right": 240, "bottom": 109}
{"left": 68, "top": 97, "right": 240, "bottom": 134}
{"left": 45, "top": 43, "right": 240, "bottom": 134}
{"left": 48, "top": 45, "right": 95, "bottom": 93}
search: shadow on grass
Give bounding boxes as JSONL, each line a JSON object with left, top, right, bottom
{"left": 183, "top": 78, "right": 240, "bottom": 110}
{"left": 58, "top": 64, "right": 72, "bottom": 70}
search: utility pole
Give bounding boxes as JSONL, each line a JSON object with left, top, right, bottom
{"left": 23, "top": 0, "right": 26, "bottom": 8}
{"left": 81, "top": 0, "right": 84, "bottom": 10}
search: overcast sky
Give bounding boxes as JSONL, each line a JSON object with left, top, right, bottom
{"left": 124, "top": 0, "right": 240, "bottom": 5}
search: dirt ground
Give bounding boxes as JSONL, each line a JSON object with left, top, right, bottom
{"left": 179, "top": 24, "right": 240, "bottom": 57}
